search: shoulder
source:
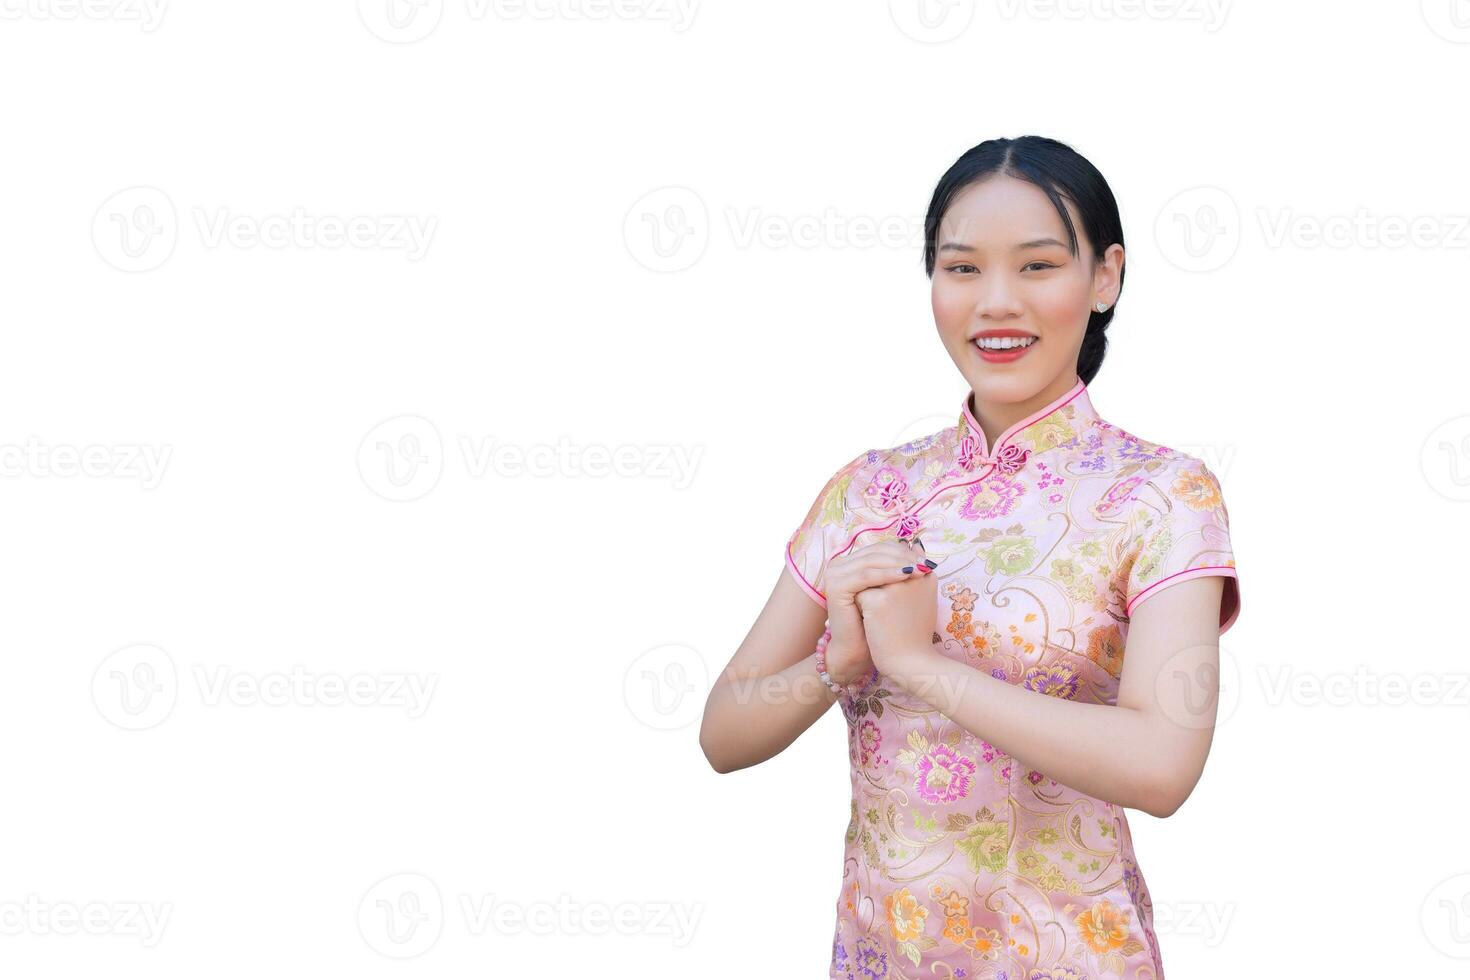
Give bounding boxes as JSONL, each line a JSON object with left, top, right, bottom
{"left": 793, "top": 446, "right": 874, "bottom": 529}
{"left": 797, "top": 420, "right": 958, "bottom": 527}
{"left": 871, "top": 418, "right": 963, "bottom": 474}
{"left": 1095, "top": 416, "right": 1217, "bottom": 477}
{"left": 1083, "top": 417, "right": 1230, "bottom": 518}
{"left": 1117, "top": 440, "right": 1231, "bottom": 544}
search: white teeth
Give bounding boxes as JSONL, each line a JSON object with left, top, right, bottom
{"left": 975, "top": 336, "right": 1037, "bottom": 350}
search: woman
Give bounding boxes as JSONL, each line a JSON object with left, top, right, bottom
{"left": 699, "top": 135, "right": 1240, "bottom": 979}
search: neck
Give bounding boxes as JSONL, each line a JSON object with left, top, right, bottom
{"left": 967, "top": 373, "right": 1082, "bottom": 451}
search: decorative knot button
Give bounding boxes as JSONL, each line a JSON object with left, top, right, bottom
{"left": 877, "top": 475, "right": 910, "bottom": 512}
{"left": 959, "top": 436, "right": 1031, "bottom": 476}
{"left": 895, "top": 512, "right": 922, "bottom": 539}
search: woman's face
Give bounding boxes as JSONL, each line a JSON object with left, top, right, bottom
{"left": 931, "top": 174, "right": 1121, "bottom": 406}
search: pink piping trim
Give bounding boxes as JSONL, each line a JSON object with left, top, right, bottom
{"left": 962, "top": 374, "right": 1085, "bottom": 460}
{"left": 1126, "top": 566, "right": 1241, "bottom": 633}
{"left": 827, "top": 375, "right": 1091, "bottom": 563}
{"left": 784, "top": 538, "right": 828, "bottom": 607}
{"left": 784, "top": 375, "right": 1092, "bottom": 611}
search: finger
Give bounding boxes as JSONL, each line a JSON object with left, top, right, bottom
{"left": 845, "top": 537, "right": 932, "bottom": 565}
{"left": 905, "top": 538, "right": 933, "bottom": 573}
{"left": 831, "top": 558, "right": 935, "bottom": 596}
{"left": 841, "top": 539, "right": 936, "bottom": 575}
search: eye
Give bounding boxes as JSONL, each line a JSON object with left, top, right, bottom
{"left": 946, "top": 263, "right": 978, "bottom": 274}
{"left": 1023, "top": 261, "right": 1057, "bottom": 272}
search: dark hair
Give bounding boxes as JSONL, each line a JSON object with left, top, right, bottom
{"left": 922, "top": 135, "right": 1125, "bottom": 385}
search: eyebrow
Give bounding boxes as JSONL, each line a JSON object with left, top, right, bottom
{"left": 938, "top": 237, "right": 1068, "bottom": 253}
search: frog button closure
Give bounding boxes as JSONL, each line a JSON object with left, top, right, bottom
{"left": 874, "top": 472, "right": 924, "bottom": 540}
{"left": 959, "top": 433, "right": 1031, "bottom": 475}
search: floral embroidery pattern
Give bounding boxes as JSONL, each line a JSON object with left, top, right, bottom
{"left": 786, "top": 376, "right": 1239, "bottom": 978}
{"left": 979, "top": 529, "right": 1038, "bottom": 576}
{"left": 849, "top": 718, "right": 888, "bottom": 768}
{"left": 958, "top": 474, "right": 1027, "bottom": 521}
{"left": 912, "top": 740, "right": 977, "bottom": 805}
{"left": 1086, "top": 623, "right": 1125, "bottom": 679}
{"left": 960, "top": 819, "right": 1013, "bottom": 876}
{"left": 885, "top": 887, "right": 929, "bottom": 941}
{"left": 1172, "top": 465, "right": 1224, "bottom": 511}
{"left": 1022, "top": 663, "right": 1081, "bottom": 700}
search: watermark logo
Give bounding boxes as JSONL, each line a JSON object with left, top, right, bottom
{"left": 1422, "top": 0, "right": 1470, "bottom": 43}
{"left": 1422, "top": 872, "right": 1470, "bottom": 958}
{"left": 357, "top": 415, "right": 445, "bottom": 503}
{"left": 92, "top": 186, "right": 177, "bottom": 273}
{"left": 624, "top": 186, "right": 709, "bottom": 273}
{"left": 358, "top": 0, "right": 444, "bottom": 43}
{"left": 889, "top": 0, "right": 976, "bottom": 43}
{"left": 92, "top": 643, "right": 178, "bottom": 731}
{"left": 358, "top": 873, "right": 444, "bottom": 958}
{"left": 624, "top": 642, "right": 706, "bottom": 730}
{"left": 1153, "top": 644, "right": 1240, "bottom": 731}
{"left": 623, "top": 185, "right": 708, "bottom": 271}
{"left": 92, "top": 187, "right": 437, "bottom": 271}
{"left": 92, "top": 645, "right": 439, "bottom": 728}
{"left": 1422, "top": 415, "right": 1470, "bottom": 502}
{"left": 1155, "top": 186, "right": 1240, "bottom": 273}
{"left": 356, "top": 415, "right": 703, "bottom": 501}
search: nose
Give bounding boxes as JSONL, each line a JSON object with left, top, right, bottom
{"left": 972, "top": 271, "right": 1025, "bottom": 320}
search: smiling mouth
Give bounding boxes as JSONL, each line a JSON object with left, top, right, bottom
{"left": 973, "top": 336, "right": 1038, "bottom": 351}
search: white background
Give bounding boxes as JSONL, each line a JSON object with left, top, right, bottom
{"left": 2, "top": 1, "right": 1468, "bottom": 976}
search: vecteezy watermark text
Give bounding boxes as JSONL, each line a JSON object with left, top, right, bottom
{"left": 0, "top": 438, "right": 171, "bottom": 488}
{"left": 356, "top": 873, "right": 702, "bottom": 959}
{"left": 357, "top": 415, "right": 702, "bottom": 502}
{"left": 92, "top": 644, "right": 439, "bottom": 729}
{"left": 0, "top": 0, "right": 168, "bottom": 30}
{"left": 93, "top": 187, "right": 437, "bottom": 272}
{"left": 0, "top": 895, "right": 173, "bottom": 946}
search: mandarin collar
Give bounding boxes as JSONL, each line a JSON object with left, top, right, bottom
{"left": 955, "top": 374, "right": 1098, "bottom": 474}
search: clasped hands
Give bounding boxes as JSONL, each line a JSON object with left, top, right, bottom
{"left": 822, "top": 538, "right": 939, "bottom": 684}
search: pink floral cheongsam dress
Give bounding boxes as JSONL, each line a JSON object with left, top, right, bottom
{"left": 784, "top": 373, "right": 1240, "bottom": 980}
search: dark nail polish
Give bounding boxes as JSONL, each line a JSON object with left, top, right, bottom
{"left": 901, "top": 565, "right": 914, "bottom": 574}
{"left": 922, "top": 559, "right": 938, "bottom": 568}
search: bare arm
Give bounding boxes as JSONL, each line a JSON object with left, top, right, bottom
{"left": 699, "top": 539, "right": 932, "bottom": 774}
{"left": 697, "top": 568, "right": 839, "bottom": 774}
{"left": 860, "top": 572, "right": 1225, "bottom": 817}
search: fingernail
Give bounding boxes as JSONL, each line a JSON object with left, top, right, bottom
{"left": 901, "top": 565, "right": 914, "bottom": 574}
{"left": 922, "top": 558, "right": 938, "bottom": 568}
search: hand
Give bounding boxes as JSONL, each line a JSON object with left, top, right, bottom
{"left": 853, "top": 541, "right": 939, "bottom": 674}
{"left": 825, "top": 538, "right": 935, "bottom": 683}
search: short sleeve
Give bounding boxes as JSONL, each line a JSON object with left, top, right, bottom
{"left": 783, "top": 448, "right": 870, "bottom": 609}
{"left": 1123, "top": 457, "right": 1241, "bottom": 634}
